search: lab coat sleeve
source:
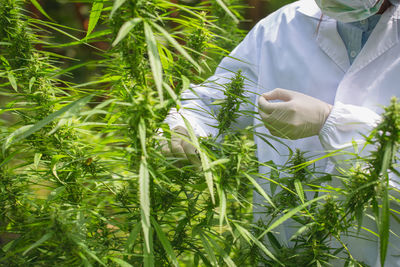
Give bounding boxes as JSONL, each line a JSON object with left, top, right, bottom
{"left": 319, "top": 102, "right": 400, "bottom": 191}
{"left": 164, "top": 21, "right": 263, "bottom": 137}
{"left": 319, "top": 101, "right": 381, "bottom": 158}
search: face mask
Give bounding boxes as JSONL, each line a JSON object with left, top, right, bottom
{"left": 314, "top": 0, "right": 385, "bottom": 23}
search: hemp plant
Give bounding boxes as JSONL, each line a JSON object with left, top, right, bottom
{"left": 251, "top": 99, "right": 400, "bottom": 267}
{"left": 85, "top": 0, "right": 258, "bottom": 266}
{"left": 4, "top": 0, "right": 400, "bottom": 266}
{"left": 0, "top": 0, "right": 109, "bottom": 265}
{"left": 342, "top": 97, "right": 400, "bottom": 266}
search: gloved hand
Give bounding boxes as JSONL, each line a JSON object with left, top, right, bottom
{"left": 160, "top": 126, "right": 201, "bottom": 168}
{"left": 258, "top": 88, "right": 332, "bottom": 140}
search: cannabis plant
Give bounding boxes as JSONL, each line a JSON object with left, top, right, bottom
{"left": 1, "top": 0, "right": 399, "bottom": 266}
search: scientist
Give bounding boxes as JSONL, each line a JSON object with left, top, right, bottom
{"left": 163, "top": 0, "right": 400, "bottom": 265}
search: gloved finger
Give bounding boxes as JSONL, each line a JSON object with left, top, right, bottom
{"left": 263, "top": 122, "right": 285, "bottom": 138}
{"left": 266, "top": 123, "right": 290, "bottom": 139}
{"left": 258, "top": 109, "right": 270, "bottom": 122}
{"left": 259, "top": 110, "right": 279, "bottom": 132}
{"left": 171, "top": 134, "right": 188, "bottom": 160}
{"left": 259, "top": 109, "right": 286, "bottom": 126}
{"left": 262, "top": 88, "right": 293, "bottom": 102}
{"left": 171, "top": 126, "right": 190, "bottom": 157}
{"left": 259, "top": 109, "right": 288, "bottom": 136}
{"left": 181, "top": 140, "right": 201, "bottom": 168}
{"left": 174, "top": 125, "right": 201, "bottom": 167}
{"left": 160, "top": 139, "right": 173, "bottom": 157}
{"left": 273, "top": 124, "right": 292, "bottom": 139}
{"left": 258, "top": 95, "right": 289, "bottom": 114}
{"left": 266, "top": 110, "right": 299, "bottom": 139}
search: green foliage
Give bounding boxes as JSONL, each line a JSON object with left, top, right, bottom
{"left": 0, "top": 1, "right": 399, "bottom": 266}
{"left": 215, "top": 70, "right": 245, "bottom": 136}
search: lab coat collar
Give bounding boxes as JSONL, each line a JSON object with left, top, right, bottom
{"left": 316, "top": 20, "right": 350, "bottom": 72}
{"left": 298, "top": 0, "right": 323, "bottom": 19}
{"left": 392, "top": 2, "right": 400, "bottom": 19}
{"left": 349, "top": 3, "right": 399, "bottom": 73}
{"left": 298, "top": 0, "right": 400, "bottom": 20}
{"left": 314, "top": 2, "right": 400, "bottom": 73}
{"left": 298, "top": 0, "right": 349, "bottom": 71}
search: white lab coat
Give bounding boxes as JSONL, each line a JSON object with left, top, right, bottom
{"left": 165, "top": 0, "right": 400, "bottom": 265}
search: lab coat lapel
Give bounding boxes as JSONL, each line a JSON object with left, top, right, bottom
{"left": 316, "top": 19, "right": 350, "bottom": 72}
{"left": 334, "top": 5, "right": 400, "bottom": 105}
{"left": 349, "top": 5, "right": 400, "bottom": 74}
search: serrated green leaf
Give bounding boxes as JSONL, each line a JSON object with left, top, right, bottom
{"left": 381, "top": 142, "right": 392, "bottom": 176}
{"left": 23, "top": 232, "right": 53, "bottom": 255}
{"left": 182, "top": 116, "right": 214, "bottom": 203}
{"left": 150, "top": 21, "right": 202, "bottom": 72}
{"left": 217, "top": 184, "right": 227, "bottom": 229}
{"left": 158, "top": 44, "right": 170, "bottom": 70}
{"left": 380, "top": 183, "right": 390, "bottom": 266}
{"left": 87, "top": 0, "right": 104, "bottom": 37}
{"left": 151, "top": 217, "right": 179, "bottom": 267}
{"left": 0, "top": 150, "right": 19, "bottom": 168}
{"left": 34, "top": 153, "right": 42, "bottom": 170}
{"left": 1, "top": 238, "right": 16, "bottom": 252}
{"left": 181, "top": 75, "right": 190, "bottom": 92}
{"left": 47, "top": 186, "right": 65, "bottom": 202}
{"left": 7, "top": 71, "right": 17, "bottom": 92}
{"left": 34, "top": 19, "right": 82, "bottom": 43}
{"left": 259, "top": 195, "right": 327, "bottom": 239}
{"left": 112, "top": 18, "right": 142, "bottom": 47}
{"left": 139, "top": 158, "right": 151, "bottom": 254}
{"left": 215, "top": 0, "right": 239, "bottom": 23}
{"left": 139, "top": 118, "right": 147, "bottom": 157}
{"left": 77, "top": 242, "right": 106, "bottom": 266}
{"left": 355, "top": 205, "right": 364, "bottom": 233}
{"left": 110, "top": 0, "right": 128, "bottom": 18}
{"left": 244, "top": 173, "right": 276, "bottom": 209}
{"left": 162, "top": 82, "right": 180, "bottom": 106}
{"left": 267, "top": 232, "right": 282, "bottom": 252}
{"left": 143, "top": 227, "right": 154, "bottom": 267}
{"left": 289, "top": 222, "right": 315, "bottom": 241}
{"left": 351, "top": 139, "right": 359, "bottom": 154}
{"left": 144, "top": 21, "right": 163, "bottom": 103}
{"left": 30, "top": 0, "right": 54, "bottom": 21}
{"left": 78, "top": 252, "right": 91, "bottom": 267}
{"left": 28, "top": 77, "right": 36, "bottom": 93}
{"left": 3, "top": 125, "right": 33, "bottom": 155}
{"left": 2, "top": 95, "right": 93, "bottom": 154}
{"left": 0, "top": 55, "right": 9, "bottom": 67}
{"left": 109, "top": 257, "right": 133, "bottom": 267}
{"left": 206, "top": 234, "right": 236, "bottom": 267}
{"left": 199, "top": 233, "right": 218, "bottom": 267}
{"left": 234, "top": 223, "right": 282, "bottom": 265}
{"left": 294, "top": 179, "right": 305, "bottom": 204}
{"left": 209, "top": 158, "right": 230, "bottom": 168}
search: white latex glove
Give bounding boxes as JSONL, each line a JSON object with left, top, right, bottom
{"left": 160, "top": 126, "right": 201, "bottom": 168}
{"left": 258, "top": 88, "right": 332, "bottom": 140}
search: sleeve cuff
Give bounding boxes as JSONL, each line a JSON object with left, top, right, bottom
{"left": 319, "top": 101, "right": 381, "bottom": 152}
